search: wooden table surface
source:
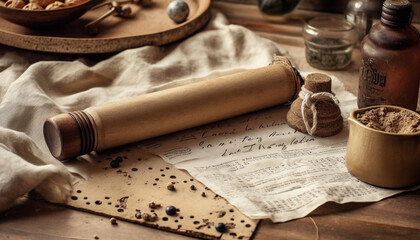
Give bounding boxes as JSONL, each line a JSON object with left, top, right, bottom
{"left": 1, "top": 2, "right": 420, "bottom": 240}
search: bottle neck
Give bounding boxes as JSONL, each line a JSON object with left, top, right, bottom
{"left": 380, "top": 0, "right": 412, "bottom": 28}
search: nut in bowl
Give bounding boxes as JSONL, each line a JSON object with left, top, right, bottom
{"left": 346, "top": 105, "right": 420, "bottom": 188}
{"left": 0, "top": 0, "right": 103, "bottom": 27}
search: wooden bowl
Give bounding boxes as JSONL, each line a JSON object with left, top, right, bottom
{"left": 346, "top": 105, "right": 420, "bottom": 188}
{"left": 0, "top": 0, "right": 103, "bottom": 27}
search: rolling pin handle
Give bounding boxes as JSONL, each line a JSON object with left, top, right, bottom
{"left": 43, "top": 111, "right": 96, "bottom": 160}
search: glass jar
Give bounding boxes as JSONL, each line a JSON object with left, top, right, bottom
{"left": 345, "top": 0, "right": 383, "bottom": 44}
{"left": 357, "top": 0, "right": 420, "bottom": 110}
{"left": 303, "top": 16, "right": 358, "bottom": 70}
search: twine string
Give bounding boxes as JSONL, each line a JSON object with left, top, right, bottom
{"left": 299, "top": 86, "right": 339, "bottom": 135}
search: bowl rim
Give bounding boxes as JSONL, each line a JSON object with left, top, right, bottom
{"left": 0, "top": 0, "right": 104, "bottom": 27}
{"left": 0, "top": 0, "right": 100, "bottom": 13}
{"left": 348, "top": 105, "right": 420, "bottom": 136}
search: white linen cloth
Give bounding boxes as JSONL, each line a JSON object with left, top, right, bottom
{"left": 0, "top": 11, "right": 284, "bottom": 211}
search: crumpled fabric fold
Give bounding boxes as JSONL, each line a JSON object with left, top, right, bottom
{"left": 0, "top": 10, "right": 284, "bottom": 212}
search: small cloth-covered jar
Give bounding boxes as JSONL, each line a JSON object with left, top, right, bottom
{"left": 286, "top": 73, "right": 343, "bottom": 137}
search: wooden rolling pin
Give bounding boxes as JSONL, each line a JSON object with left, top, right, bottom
{"left": 44, "top": 57, "right": 302, "bottom": 160}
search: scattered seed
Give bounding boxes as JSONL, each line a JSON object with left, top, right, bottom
{"left": 116, "top": 156, "right": 123, "bottom": 162}
{"left": 149, "top": 202, "right": 161, "bottom": 209}
{"left": 201, "top": 192, "right": 206, "bottom": 197}
{"left": 218, "top": 211, "right": 226, "bottom": 218}
{"left": 109, "top": 217, "right": 117, "bottom": 225}
{"left": 225, "top": 222, "right": 236, "bottom": 229}
{"left": 93, "top": 234, "right": 100, "bottom": 239}
{"left": 141, "top": 213, "right": 152, "bottom": 221}
{"left": 141, "top": 212, "right": 151, "bottom": 220}
{"left": 215, "top": 222, "right": 226, "bottom": 232}
{"left": 135, "top": 212, "right": 142, "bottom": 219}
{"left": 165, "top": 206, "right": 177, "bottom": 216}
{"left": 110, "top": 160, "right": 119, "bottom": 168}
{"left": 190, "top": 185, "right": 196, "bottom": 190}
{"left": 167, "top": 183, "right": 176, "bottom": 191}
{"left": 141, "top": 212, "right": 158, "bottom": 221}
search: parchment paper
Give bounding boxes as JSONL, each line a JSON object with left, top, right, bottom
{"left": 139, "top": 74, "right": 420, "bottom": 222}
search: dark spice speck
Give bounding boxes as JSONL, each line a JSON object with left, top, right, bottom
{"left": 110, "top": 160, "right": 119, "bottom": 168}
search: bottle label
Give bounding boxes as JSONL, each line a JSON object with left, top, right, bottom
{"left": 358, "top": 58, "right": 388, "bottom": 107}
{"left": 361, "top": 59, "right": 387, "bottom": 87}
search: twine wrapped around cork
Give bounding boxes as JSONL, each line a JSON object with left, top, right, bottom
{"left": 286, "top": 73, "right": 343, "bottom": 137}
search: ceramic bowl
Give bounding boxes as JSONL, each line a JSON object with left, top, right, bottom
{"left": 346, "top": 105, "right": 420, "bottom": 188}
{"left": 0, "top": 0, "right": 103, "bottom": 28}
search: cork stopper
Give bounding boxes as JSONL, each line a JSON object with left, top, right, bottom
{"left": 304, "top": 73, "right": 332, "bottom": 93}
{"left": 286, "top": 73, "right": 343, "bottom": 137}
{"left": 43, "top": 111, "right": 96, "bottom": 160}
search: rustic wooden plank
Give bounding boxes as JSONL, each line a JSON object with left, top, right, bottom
{"left": 298, "top": 0, "right": 348, "bottom": 13}
{"left": 214, "top": 0, "right": 349, "bottom": 13}
{"left": 214, "top": 0, "right": 420, "bottom": 23}
{"left": 255, "top": 216, "right": 420, "bottom": 240}
{"left": 213, "top": 0, "right": 256, "bottom": 5}
{"left": 253, "top": 190, "right": 420, "bottom": 240}
{"left": 212, "top": 1, "right": 341, "bottom": 23}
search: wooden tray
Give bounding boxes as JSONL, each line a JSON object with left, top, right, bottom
{"left": 0, "top": 0, "right": 211, "bottom": 54}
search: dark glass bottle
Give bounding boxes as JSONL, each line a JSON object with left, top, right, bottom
{"left": 357, "top": 0, "right": 420, "bottom": 110}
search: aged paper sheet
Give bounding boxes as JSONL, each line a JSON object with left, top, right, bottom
{"left": 139, "top": 75, "right": 419, "bottom": 222}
